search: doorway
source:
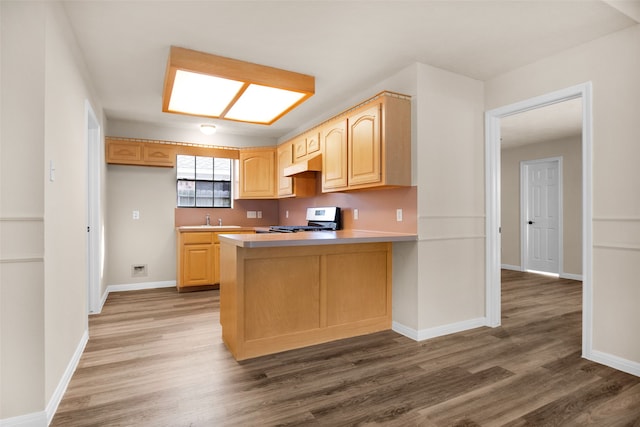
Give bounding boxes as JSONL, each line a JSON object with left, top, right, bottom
{"left": 485, "top": 82, "right": 593, "bottom": 358}
{"left": 521, "top": 157, "right": 562, "bottom": 275}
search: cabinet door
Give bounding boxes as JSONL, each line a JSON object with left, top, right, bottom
{"left": 143, "top": 144, "right": 175, "bottom": 167}
{"left": 182, "top": 244, "right": 214, "bottom": 286}
{"left": 239, "top": 149, "right": 276, "bottom": 198}
{"left": 321, "top": 119, "right": 348, "bottom": 191}
{"left": 293, "top": 137, "right": 307, "bottom": 160}
{"left": 277, "top": 142, "right": 294, "bottom": 197}
{"left": 213, "top": 243, "right": 221, "bottom": 285}
{"left": 106, "top": 140, "right": 142, "bottom": 165}
{"left": 348, "top": 104, "right": 381, "bottom": 186}
{"left": 306, "top": 131, "right": 321, "bottom": 155}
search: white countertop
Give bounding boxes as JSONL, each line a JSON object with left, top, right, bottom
{"left": 218, "top": 229, "right": 417, "bottom": 248}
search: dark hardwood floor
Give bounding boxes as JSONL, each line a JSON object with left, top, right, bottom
{"left": 51, "top": 270, "right": 640, "bottom": 426}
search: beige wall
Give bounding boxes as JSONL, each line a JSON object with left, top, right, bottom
{"left": 501, "top": 136, "right": 582, "bottom": 276}
{"left": 44, "top": 1, "right": 105, "bottom": 405}
{"left": 1, "top": 0, "right": 106, "bottom": 421}
{"left": 105, "top": 165, "right": 280, "bottom": 286}
{"left": 1, "top": 1, "right": 47, "bottom": 419}
{"left": 106, "top": 166, "right": 177, "bottom": 286}
{"left": 486, "top": 24, "right": 640, "bottom": 365}
{"left": 415, "top": 64, "right": 486, "bottom": 331}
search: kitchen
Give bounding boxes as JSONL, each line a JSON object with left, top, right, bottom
{"left": 2, "top": 1, "right": 640, "bottom": 425}
{"left": 114, "top": 87, "right": 419, "bottom": 359}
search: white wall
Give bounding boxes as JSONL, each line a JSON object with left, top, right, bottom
{"left": 106, "top": 165, "right": 177, "bottom": 286}
{"left": 501, "top": 136, "right": 582, "bottom": 276}
{"left": 43, "top": 1, "right": 105, "bottom": 407}
{"left": 1, "top": 1, "right": 105, "bottom": 423}
{"left": 1, "top": 1, "right": 47, "bottom": 419}
{"left": 414, "top": 64, "right": 485, "bottom": 333}
{"left": 486, "top": 24, "right": 640, "bottom": 366}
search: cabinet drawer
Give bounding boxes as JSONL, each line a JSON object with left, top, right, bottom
{"left": 182, "top": 232, "right": 214, "bottom": 244}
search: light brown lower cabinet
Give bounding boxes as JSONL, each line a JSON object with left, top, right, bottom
{"left": 220, "top": 242, "right": 392, "bottom": 360}
{"left": 176, "top": 229, "right": 253, "bottom": 292}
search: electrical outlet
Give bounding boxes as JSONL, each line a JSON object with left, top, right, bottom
{"left": 353, "top": 208, "right": 359, "bottom": 220}
{"left": 133, "top": 210, "right": 140, "bottom": 220}
{"left": 285, "top": 210, "right": 289, "bottom": 218}
{"left": 247, "top": 211, "right": 257, "bottom": 219}
{"left": 257, "top": 211, "right": 262, "bottom": 219}
{"left": 396, "top": 209, "right": 403, "bottom": 222}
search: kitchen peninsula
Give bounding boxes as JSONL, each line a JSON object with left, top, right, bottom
{"left": 218, "top": 230, "right": 417, "bottom": 361}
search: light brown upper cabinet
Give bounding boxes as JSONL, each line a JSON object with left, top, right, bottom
{"left": 321, "top": 118, "right": 349, "bottom": 192}
{"left": 238, "top": 147, "right": 276, "bottom": 199}
{"left": 306, "top": 131, "right": 321, "bottom": 156}
{"left": 348, "top": 103, "right": 381, "bottom": 187}
{"left": 293, "top": 131, "right": 321, "bottom": 161}
{"left": 106, "top": 138, "right": 176, "bottom": 167}
{"left": 277, "top": 142, "right": 294, "bottom": 197}
{"left": 322, "top": 92, "right": 411, "bottom": 192}
{"left": 277, "top": 139, "right": 317, "bottom": 198}
{"left": 107, "top": 139, "right": 142, "bottom": 164}
{"left": 293, "top": 135, "right": 307, "bottom": 161}
{"left": 142, "top": 143, "right": 175, "bottom": 167}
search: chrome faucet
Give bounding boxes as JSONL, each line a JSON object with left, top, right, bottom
{"left": 205, "top": 213, "right": 211, "bottom": 226}
{"left": 218, "top": 218, "right": 223, "bottom": 226}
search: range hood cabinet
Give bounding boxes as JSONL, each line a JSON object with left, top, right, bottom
{"left": 283, "top": 154, "right": 322, "bottom": 177}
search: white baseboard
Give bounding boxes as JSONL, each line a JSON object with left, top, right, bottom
{"left": 391, "top": 321, "right": 420, "bottom": 340}
{"left": 97, "top": 287, "right": 109, "bottom": 314}
{"left": 0, "top": 412, "right": 46, "bottom": 427}
{"left": 106, "top": 280, "right": 176, "bottom": 293}
{"left": 91, "top": 280, "right": 177, "bottom": 315}
{"left": 45, "top": 330, "right": 88, "bottom": 424}
{"left": 0, "top": 330, "right": 89, "bottom": 426}
{"left": 587, "top": 350, "right": 640, "bottom": 377}
{"left": 560, "top": 272, "right": 583, "bottom": 281}
{"left": 393, "top": 317, "right": 488, "bottom": 342}
{"left": 501, "top": 264, "right": 522, "bottom": 271}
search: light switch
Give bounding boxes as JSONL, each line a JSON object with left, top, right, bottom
{"left": 353, "top": 209, "right": 359, "bottom": 220}
{"left": 247, "top": 211, "right": 257, "bottom": 219}
{"left": 396, "top": 209, "right": 403, "bottom": 222}
{"left": 49, "top": 160, "right": 56, "bottom": 182}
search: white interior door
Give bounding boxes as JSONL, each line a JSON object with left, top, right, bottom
{"left": 521, "top": 158, "right": 561, "bottom": 274}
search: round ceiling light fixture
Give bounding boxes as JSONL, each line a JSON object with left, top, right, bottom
{"left": 200, "top": 124, "right": 217, "bottom": 135}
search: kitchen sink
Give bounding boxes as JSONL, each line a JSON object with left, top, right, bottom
{"left": 179, "top": 225, "right": 243, "bottom": 230}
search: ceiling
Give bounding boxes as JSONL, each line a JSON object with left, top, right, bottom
{"left": 500, "top": 97, "right": 584, "bottom": 148}
{"left": 61, "top": 1, "right": 639, "bottom": 141}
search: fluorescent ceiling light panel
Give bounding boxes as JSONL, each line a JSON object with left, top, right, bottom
{"left": 162, "top": 46, "right": 315, "bottom": 125}
{"left": 225, "top": 84, "right": 306, "bottom": 124}
{"left": 169, "top": 70, "right": 243, "bottom": 116}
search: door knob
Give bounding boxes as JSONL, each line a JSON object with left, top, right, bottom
{"left": 528, "top": 221, "right": 534, "bottom": 225}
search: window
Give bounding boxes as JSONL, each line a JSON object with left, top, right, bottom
{"left": 177, "top": 155, "right": 232, "bottom": 207}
